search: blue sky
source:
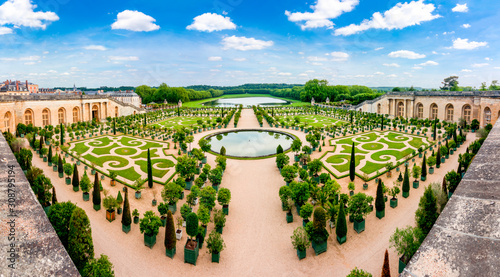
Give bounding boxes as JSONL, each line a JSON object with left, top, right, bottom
{"left": 1, "top": 0, "right": 499, "bottom": 89}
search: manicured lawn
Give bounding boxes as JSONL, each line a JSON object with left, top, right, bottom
{"left": 135, "top": 159, "right": 174, "bottom": 178}
{"left": 277, "top": 114, "right": 346, "bottom": 128}
{"left": 84, "top": 154, "right": 130, "bottom": 168}
{"left": 110, "top": 167, "right": 142, "bottom": 182}
{"left": 371, "top": 149, "right": 415, "bottom": 162}
{"left": 88, "top": 136, "right": 112, "bottom": 147}
{"left": 150, "top": 116, "right": 213, "bottom": 129}
{"left": 92, "top": 143, "right": 120, "bottom": 155}
{"left": 72, "top": 142, "right": 90, "bottom": 155}
{"left": 115, "top": 147, "right": 138, "bottom": 156}
{"left": 131, "top": 148, "right": 159, "bottom": 159}
{"left": 325, "top": 154, "right": 364, "bottom": 173}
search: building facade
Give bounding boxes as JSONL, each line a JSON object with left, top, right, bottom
{"left": 1, "top": 94, "right": 143, "bottom": 133}
{"left": 352, "top": 91, "right": 500, "bottom": 127}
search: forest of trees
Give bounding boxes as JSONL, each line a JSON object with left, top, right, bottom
{"left": 135, "top": 84, "right": 223, "bottom": 104}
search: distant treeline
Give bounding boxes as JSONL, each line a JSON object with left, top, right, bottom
{"left": 133, "top": 81, "right": 383, "bottom": 105}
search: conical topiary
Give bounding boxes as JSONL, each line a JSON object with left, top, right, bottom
{"left": 92, "top": 172, "right": 101, "bottom": 210}
{"left": 336, "top": 203, "right": 347, "bottom": 244}
{"left": 121, "top": 189, "right": 131, "bottom": 231}
{"left": 381, "top": 249, "right": 391, "bottom": 277}
{"left": 349, "top": 142, "right": 355, "bottom": 182}
{"left": 147, "top": 149, "right": 153, "bottom": 188}
{"left": 72, "top": 164, "right": 79, "bottom": 191}
{"left": 164, "top": 210, "right": 176, "bottom": 257}
{"left": 402, "top": 166, "right": 410, "bottom": 198}
{"left": 375, "top": 180, "right": 385, "bottom": 213}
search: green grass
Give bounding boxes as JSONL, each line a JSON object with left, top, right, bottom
{"left": 72, "top": 142, "right": 90, "bottom": 155}
{"left": 360, "top": 161, "right": 387, "bottom": 175}
{"left": 135, "top": 159, "right": 175, "bottom": 178}
{"left": 408, "top": 137, "right": 427, "bottom": 149}
{"left": 371, "top": 148, "right": 415, "bottom": 162}
{"left": 277, "top": 114, "right": 346, "bottom": 128}
{"left": 339, "top": 145, "right": 369, "bottom": 155}
{"left": 360, "top": 142, "right": 384, "bottom": 151}
{"left": 114, "top": 147, "right": 138, "bottom": 156}
{"left": 88, "top": 137, "right": 112, "bottom": 147}
{"left": 182, "top": 94, "right": 310, "bottom": 108}
{"left": 119, "top": 136, "right": 143, "bottom": 147}
{"left": 111, "top": 167, "right": 142, "bottom": 182}
{"left": 326, "top": 154, "right": 364, "bottom": 173}
{"left": 83, "top": 154, "right": 129, "bottom": 168}
{"left": 91, "top": 143, "right": 120, "bottom": 155}
{"left": 139, "top": 141, "right": 164, "bottom": 150}
{"left": 131, "top": 149, "right": 159, "bottom": 159}
{"left": 378, "top": 138, "right": 406, "bottom": 149}
{"left": 387, "top": 132, "right": 409, "bottom": 141}
{"left": 151, "top": 116, "right": 212, "bottom": 129}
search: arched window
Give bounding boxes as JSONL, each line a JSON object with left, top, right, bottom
{"left": 42, "top": 109, "right": 50, "bottom": 126}
{"left": 92, "top": 105, "right": 99, "bottom": 121}
{"left": 377, "top": 103, "right": 381, "bottom": 114}
{"left": 430, "top": 104, "right": 438, "bottom": 120}
{"left": 24, "top": 109, "right": 33, "bottom": 125}
{"left": 58, "top": 108, "right": 65, "bottom": 124}
{"left": 462, "top": 105, "right": 471, "bottom": 123}
{"left": 4, "top": 112, "right": 11, "bottom": 131}
{"left": 484, "top": 107, "right": 492, "bottom": 125}
{"left": 416, "top": 103, "right": 423, "bottom": 118}
{"left": 115, "top": 106, "right": 119, "bottom": 117}
{"left": 445, "top": 104, "right": 454, "bottom": 122}
{"left": 397, "top": 102, "right": 405, "bottom": 117}
{"left": 73, "top": 107, "right": 80, "bottom": 123}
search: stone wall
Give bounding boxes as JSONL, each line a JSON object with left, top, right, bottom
{"left": 401, "top": 121, "right": 500, "bottom": 276}
{"left": 0, "top": 134, "right": 79, "bottom": 276}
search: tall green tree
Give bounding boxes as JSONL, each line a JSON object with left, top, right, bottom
{"left": 113, "top": 118, "right": 116, "bottom": 135}
{"left": 60, "top": 123, "right": 64, "bottom": 146}
{"left": 433, "top": 119, "right": 437, "bottom": 141}
{"left": 147, "top": 149, "right": 153, "bottom": 188}
{"left": 72, "top": 164, "right": 79, "bottom": 191}
{"left": 121, "top": 188, "right": 131, "bottom": 228}
{"left": 415, "top": 186, "right": 439, "bottom": 236}
{"left": 47, "top": 201, "right": 77, "bottom": 249}
{"left": 402, "top": 166, "right": 410, "bottom": 198}
{"left": 381, "top": 249, "right": 391, "bottom": 277}
{"left": 48, "top": 145, "right": 52, "bottom": 163}
{"left": 58, "top": 155, "right": 63, "bottom": 174}
{"left": 421, "top": 155, "right": 427, "bottom": 179}
{"left": 349, "top": 142, "right": 356, "bottom": 182}
{"left": 92, "top": 172, "right": 101, "bottom": 210}
{"left": 436, "top": 147, "right": 441, "bottom": 168}
{"left": 164, "top": 210, "right": 176, "bottom": 252}
{"left": 336, "top": 202, "right": 347, "bottom": 242}
{"left": 68, "top": 207, "right": 94, "bottom": 272}
{"left": 375, "top": 180, "right": 385, "bottom": 213}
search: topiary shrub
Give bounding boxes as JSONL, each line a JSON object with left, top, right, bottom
{"left": 164, "top": 210, "right": 176, "bottom": 250}
{"left": 186, "top": 212, "right": 199, "bottom": 240}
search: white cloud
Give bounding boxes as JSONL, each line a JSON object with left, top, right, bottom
{"left": 472, "top": 63, "right": 489, "bottom": 68}
{"left": 388, "top": 50, "right": 426, "bottom": 59}
{"left": 221, "top": 36, "right": 273, "bottom": 51}
{"left": 186, "top": 13, "right": 236, "bottom": 32}
{"left": 327, "top": 51, "right": 349, "bottom": 61}
{"left": 0, "top": 26, "right": 12, "bottom": 35}
{"left": 233, "top": 58, "right": 247, "bottom": 62}
{"left": 452, "top": 38, "right": 487, "bottom": 50}
{"left": 419, "top": 60, "right": 439, "bottom": 66}
{"left": 452, "top": 4, "right": 468, "bottom": 13}
{"left": 374, "top": 47, "right": 384, "bottom": 51}
{"left": 278, "top": 72, "right": 292, "bottom": 76}
{"left": 335, "top": 0, "right": 439, "bottom": 36}
{"left": 24, "top": 62, "right": 36, "bottom": 65}
{"left": 442, "top": 31, "right": 455, "bottom": 35}
{"left": 383, "top": 63, "right": 400, "bottom": 67}
{"left": 0, "top": 0, "right": 58, "bottom": 32}
{"left": 387, "top": 74, "right": 397, "bottom": 77}
{"left": 285, "top": 0, "right": 359, "bottom": 30}
{"left": 308, "top": 56, "right": 328, "bottom": 62}
{"left": 111, "top": 10, "right": 159, "bottom": 32}
{"left": 461, "top": 69, "right": 472, "bottom": 72}
{"left": 374, "top": 72, "right": 384, "bottom": 75}
{"left": 485, "top": 57, "right": 491, "bottom": 61}
{"left": 19, "top": 55, "right": 40, "bottom": 61}
{"left": 462, "top": 23, "right": 471, "bottom": 28}
{"left": 412, "top": 66, "right": 423, "bottom": 70}
{"left": 84, "top": 45, "right": 107, "bottom": 51}
{"left": 298, "top": 52, "right": 305, "bottom": 55}
{"left": 208, "top": 56, "right": 222, "bottom": 61}
{"left": 108, "top": 56, "right": 139, "bottom": 61}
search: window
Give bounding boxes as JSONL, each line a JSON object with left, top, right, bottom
{"left": 73, "top": 107, "right": 79, "bottom": 123}
{"left": 42, "top": 109, "right": 50, "bottom": 126}
{"left": 58, "top": 108, "right": 65, "bottom": 124}
{"left": 484, "top": 107, "right": 492, "bottom": 125}
{"left": 445, "top": 104, "right": 454, "bottom": 122}
{"left": 4, "top": 112, "right": 11, "bottom": 131}
{"left": 462, "top": 105, "right": 471, "bottom": 123}
{"left": 397, "top": 102, "right": 405, "bottom": 117}
{"left": 115, "top": 106, "right": 119, "bottom": 117}
{"left": 377, "top": 103, "right": 381, "bottom": 114}
{"left": 24, "top": 110, "right": 33, "bottom": 125}
{"left": 430, "top": 104, "right": 438, "bottom": 120}
{"left": 416, "top": 103, "right": 423, "bottom": 118}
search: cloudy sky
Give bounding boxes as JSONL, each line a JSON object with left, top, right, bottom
{"left": 0, "top": 0, "right": 498, "bottom": 88}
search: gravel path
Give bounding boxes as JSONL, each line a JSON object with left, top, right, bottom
{"left": 32, "top": 109, "right": 475, "bottom": 276}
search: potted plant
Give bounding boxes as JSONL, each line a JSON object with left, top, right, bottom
{"left": 134, "top": 178, "right": 146, "bottom": 199}
{"left": 427, "top": 156, "right": 436, "bottom": 174}
{"left": 389, "top": 186, "right": 401, "bottom": 208}
{"left": 412, "top": 165, "right": 421, "bottom": 189}
{"left": 299, "top": 202, "right": 313, "bottom": 227}
{"left": 132, "top": 209, "right": 140, "bottom": 224}
{"left": 109, "top": 171, "right": 118, "bottom": 186}
{"left": 206, "top": 229, "right": 226, "bottom": 263}
{"left": 290, "top": 181, "right": 310, "bottom": 214}
{"left": 307, "top": 207, "right": 329, "bottom": 255}
{"left": 347, "top": 193, "right": 371, "bottom": 233}
{"left": 158, "top": 202, "right": 169, "bottom": 226}
{"left": 307, "top": 159, "right": 323, "bottom": 183}
{"left": 116, "top": 191, "right": 123, "bottom": 214}
{"left": 176, "top": 216, "right": 183, "bottom": 240}
{"left": 348, "top": 182, "right": 355, "bottom": 196}
{"left": 291, "top": 226, "right": 310, "bottom": 260}
{"left": 375, "top": 180, "right": 385, "bottom": 219}
{"left": 279, "top": 186, "right": 292, "bottom": 211}
{"left": 139, "top": 210, "right": 163, "bottom": 248}
{"left": 385, "top": 162, "right": 393, "bottom": 177}
{"left": 161, "top": 181, "right": 183, "bottom": 214}
{"left": 103, "top": 195, "right": 118, "bottom": 222}
{"left": 200, "top": 186, "right": 217, "bottom": 211}
{"left": 217, "top": 188, "right": 231, "bottom": 215}
{"left": 281, "top": 165, "right": 298, "bottom": 185}
{"left": 184, "top": 212, "right": 199, "bottom": 265}
{"left": 80, "top": 171, "right": 91, "bottom": 201}
{"left": 208, "top": 167, "right": 223, "bottom": 192}
{"left": 63, "top": 163, "right": 73, "bottom": 185}
{"left": 121, "top": 189, "right": 131, "bottom": 233}
{"left": 164, "top": 210, "right": 176, "bottom": 258}
{"left": 390, "top": 226, "right": 423, "bottom": 274}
